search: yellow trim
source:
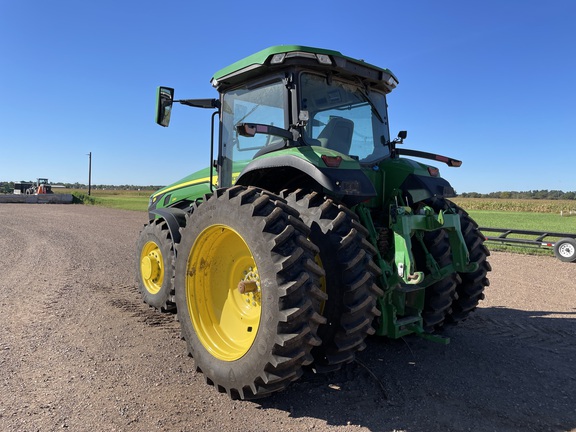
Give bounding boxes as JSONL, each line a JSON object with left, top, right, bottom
{"left": 151, "top": 171, "right": 242, "bottom": 199}
{"left": 152, "top": 176, "right": 216, "bottom": 198}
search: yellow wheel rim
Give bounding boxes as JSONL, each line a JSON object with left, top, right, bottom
{"left": 140, "top": 241, "right": 164, "bottom": 294}
{"left": 186, "top": 224, "right": 261, "bottom": 361}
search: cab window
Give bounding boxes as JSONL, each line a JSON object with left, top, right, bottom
{"left": 300, "top": 73, "right": 390, "bottom": 163}
{"left": 221, "top": 80, "right": 286, "bottom": 164}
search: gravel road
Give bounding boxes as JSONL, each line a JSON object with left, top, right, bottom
{"left": 1, "top": 204, "right": 574, "bottom": 432}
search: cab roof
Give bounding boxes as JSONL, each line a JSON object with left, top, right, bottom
{"left": 210, "top": 45, "right": 399, "bottom": 94}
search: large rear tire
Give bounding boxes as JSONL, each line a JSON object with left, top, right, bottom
{"left": 424, "top": 197, "right": 491, "bottom": 324}
{"left": 175, "top": 186, "right": 326, "bottom": 399}
{"left": 412, "top": 228, "right": 460, "bottom": 332}
{"left": 136, "top": 219, "right": 176, "bottom": 312}
{"left": 282, "top": 190, "right": 382, "bottom": 372}
{"left": 447, "top": 202, "right": 491, "bottom": 323}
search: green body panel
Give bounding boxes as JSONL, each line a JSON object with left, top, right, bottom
{"left": 150, "top": 162, "right": 248, "bottom": 211}
{"left": 150, "top": 167, "right": 213, "bottom": 211}
{"left": 379, "top": 157, "right": 434, "bottom": 198}
{"left": 255, "top": 145, "right": 362, "bottom": 170}
{"left": 153, "top": 167, "right": 212, "bottom": 196}
{"left": 362, "top": 158, "right": 427, "bottom": 208}
{"left": 151, "top": 145, "right": 363, "bottom": 212}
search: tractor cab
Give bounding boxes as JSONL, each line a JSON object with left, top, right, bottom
{"left": 156, "top": 46, "right": 399, "bottom": 193}
{"left": 218, "top": 67, "right": 394, "bottom": 169}
{"left": 212, "top": 46, "right": 399, "bottom": 189}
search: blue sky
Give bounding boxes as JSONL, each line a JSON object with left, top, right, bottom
{"left": 1, "top": 0, "right": 574, "bottom": 193}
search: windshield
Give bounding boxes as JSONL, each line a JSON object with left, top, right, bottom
{"left": 221, "top": 79, "right": 286, "bottom": 163}
{"left": 300, "top": 73, "right": 391, "bottom": 163}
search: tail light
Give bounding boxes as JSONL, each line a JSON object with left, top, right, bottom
{"left": 321, "top": 155, "right": 342, "bottom": 168}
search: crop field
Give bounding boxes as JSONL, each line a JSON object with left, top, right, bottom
{"left": 451, "top": 198, "right": 576, "bottom": 229}
{"left": 450, "top": 197, "right": 576, "bottom": 214}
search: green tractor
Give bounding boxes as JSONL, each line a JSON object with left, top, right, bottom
{"left": 136, "top": 45, "right": 490, "bottom": 399}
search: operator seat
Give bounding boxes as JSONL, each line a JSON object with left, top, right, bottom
{"left": 317, "top": 117, "right": 354, "bottom": 155}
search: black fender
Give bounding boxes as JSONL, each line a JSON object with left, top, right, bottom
{"left": 148, "top": 207, "right": 187, "bottom": 244}
{"left": 236, "top": 154, "right": 376, "bottom": 206}
{"left": 400, "top": 173, "right": 456, "bottom": 204}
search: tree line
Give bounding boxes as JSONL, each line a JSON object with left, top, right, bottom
{"left": 0, "top": 181, "right": 164, "bottom": 194}
{"left": 2, "top": 181, "right": 574, "bottom": 200}
{"left": 459, "top": 190, "right": 576, "bottom": 200}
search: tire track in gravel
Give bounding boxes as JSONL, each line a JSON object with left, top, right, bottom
{"left": 0, "top": 206, "right": 99, "bottom": 431}
{"left": 24, "top": 204, "right": 182, "bottom": 345}
{"left": 107, "top": 287, "right": 180, "bottom": 332}
{"left": 1, "top": 215, "right": 77, "bottom": 350}
{"left": 465, "top": 312, "right": 576, "bottom": 354}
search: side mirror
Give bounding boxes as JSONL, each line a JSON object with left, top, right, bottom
{"left": 156, "top": 86, "right": 174, "bottom": 127}
{"left": 236, "top": 123, "right": 257, "bottom": 137}
{"left": 392, "top": 130, "right": 407, "bottom": 145}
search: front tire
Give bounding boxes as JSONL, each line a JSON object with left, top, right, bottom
{"left": 136, "top": 219, "right": 176, "bottom": 312}
{"left": 175, "top": 186, "right": 325, "bottom": 399}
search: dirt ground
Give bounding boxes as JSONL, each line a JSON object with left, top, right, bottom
{"left": 1, "top": 204, "right": 574, "bottom": 432}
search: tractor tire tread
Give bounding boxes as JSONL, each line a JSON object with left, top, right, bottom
{"left": 281, "top": 189, "right": 381, "bottom": 373}
{"left": 429, "top": 198, "right": 491, "bottom": 324}
{"left": 136, "top": 218, "right": 177, "bottom": 313}
{"left": 175, "top": 186, "right": 324, "bottom": 399}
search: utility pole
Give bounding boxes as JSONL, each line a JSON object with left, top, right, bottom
{"left": 87, "top": 152, "right": 92, "bottom": 196}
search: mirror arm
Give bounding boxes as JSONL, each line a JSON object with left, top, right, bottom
{"left": 236, "top": 123, "right": 295, "bottom": 141}
{"left": 178, "top": 98, "right": 220, "bottom": 109}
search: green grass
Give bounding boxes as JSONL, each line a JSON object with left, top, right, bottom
{"left": 92, "top": 195, "right": 150, "bottom": 211}
{"left": 465, "top": 210, "right": 576, "bottom": 233}
{"left": 452, "top": 198, "right": 576, "bottom": 235}
{"left": 65, "top": 189, "right": 155, "bottom": 211}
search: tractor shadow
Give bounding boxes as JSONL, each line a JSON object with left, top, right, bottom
{"left": 256, "top": 306, "right": 576, "bottom": 432}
